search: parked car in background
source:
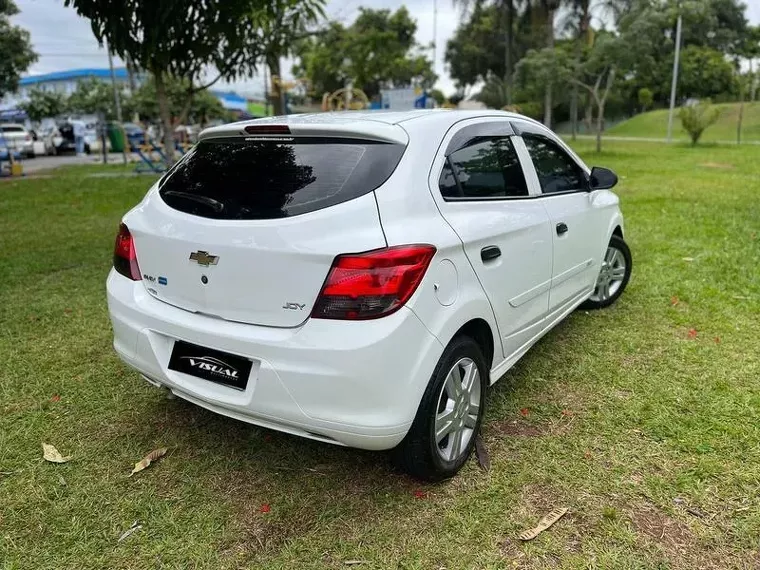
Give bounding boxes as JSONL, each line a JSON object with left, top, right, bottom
{"left": 0, "top": 124, "right": 35, "bottom": 158}
{"left": 107, "top": 110, "right": 631, "bottom": 480}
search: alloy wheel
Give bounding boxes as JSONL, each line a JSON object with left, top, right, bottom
{"left": 434, "top": 357, "right": 482, "bottom": 462}
{"left": 590, "top": 245, "right": 627, "bottom": 303}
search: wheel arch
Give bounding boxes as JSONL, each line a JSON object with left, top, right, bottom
{"left": 452, "top": 318, "right": 496, "bottom": 371}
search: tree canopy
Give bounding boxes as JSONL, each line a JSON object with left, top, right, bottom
{"left": 293, "top": 7, "right": 436, "bottom": 100}
{"left": 446, "top": 0, "right": 754, "bottom": 127}
{"left": 63, "top": 0, "right": 272, "bottom": 157}
{"left": 0, "top": 0, "right": 37, "bottom": 100}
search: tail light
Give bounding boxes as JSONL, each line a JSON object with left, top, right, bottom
{"left": 113, "top": 223, "right": 142, "bottom": 280}
{"left": 312, "top": 245, "right": 436, "bottom": 320}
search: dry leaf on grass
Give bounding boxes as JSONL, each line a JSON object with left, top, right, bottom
{"left": 518, "top": 508, "right": 568, "bottom": 541}
{"left": 475, "top": 435, "right": 490, "bottom": 472}
{"left": 118, "top": 521, "right": 143, "bottom": 543}
{"left": 129, "top": 447, "right": 167, "bottom": 476}
{"left": 42, "top": 443, "right": 71, "bottom": 464}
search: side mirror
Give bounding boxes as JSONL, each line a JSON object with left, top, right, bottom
{"left": 589, "top": 166, "right": 618, "bottom": 190}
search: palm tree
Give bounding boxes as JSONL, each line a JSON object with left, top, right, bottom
{"left": 539, "top": 0, "right": 561, "bottom": 126}
{"left": 562, "top": 0, "right": 593, "bottom": 137}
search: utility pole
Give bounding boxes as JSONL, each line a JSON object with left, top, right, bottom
{"left": 666, "top": 13, "right": 683, "bottom": 143}
{"left": 106, "top": 40, "right": 128, "bottom": 165}
{"left": 432, "top": 0, "right": 437, "bottom": 77}
{"left": 264, "top": 65, "right": 270, "bottom": 116}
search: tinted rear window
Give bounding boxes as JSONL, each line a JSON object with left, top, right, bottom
{"left": 159, "top": 137, "right": 406, "bottom": 219}
{"left": 0, "top": 126, "right": 24, "bottom": 133}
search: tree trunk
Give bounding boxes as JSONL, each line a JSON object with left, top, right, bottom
{"left": 750, "top": 59, "right": 757, "bottom": 102}
{"left": 737, "top": 84, "right": 745, "bottom": 144}
{"left": 178, "top": 91, "right": 194, "bottom": 127}
{"left": 154, "top": 70, "right": 175, "bottom": 162}
{"left": 571, "top": 1, "right": 590, "bottom": 140}
{"left": 570, "top": 86, "right": 578, "bottom": 139}
{"left": 267, "top": 53, "right": 285, "bottom": 116}
{"left": 596, "top": 104, "right": 604, "bottom": 152}
{"left": 543, "top": 5, "right": 555, "bottom": 127}
{"left": 503, "top": 0, "right": 514, "bottom": 106}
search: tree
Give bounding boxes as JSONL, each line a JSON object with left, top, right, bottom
{"left": 64, "top": 0, "right": 272, "bottom": 159}
{"left": 428, "top": 88, "right": 446, "bottom": 106}
{"left": 125, "top": 76, "right": 228, "bottom": 125}
{"left": 538, "top": 0, "right": 561, "bottom": 126}
{"left": 19, "top": 88, "right": 67, "bottom": 122}
{"left": 294, "top": 7, "right": 435, "bottom": 100}
{"left": 0, "top": 0, "right": 37, "bottom": 100}
{"left": 262, "top": 0, "right": 324, "bottom": 115}
{"left": 518, "top": 32, "right": 622, "bottom": 151}
{"left": 637, "top": 87, "right": 653, "bottom": 111}
{"left": 451, "top": 0, "right": 521, "bottom": 105}
{"left": 293, "top": 22, "right": 348, "bottom": 98}
{"left": 67, "top": 77, "right": 127, "bottom": 118}
{"left": 679, "top": 100, "right": 721, "bottom": 144}
{"left": 446, "top": 5, "right": 506, "bottom": 90}
{"left": 678, "top": 45, "right": 737, "bottom": 100}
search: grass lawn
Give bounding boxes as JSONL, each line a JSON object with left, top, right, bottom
{"left": 1, "top": 141, "right": 759, "bottom": 569}
{"left": 608, "top": 102, "right": 760, "bottom": 143}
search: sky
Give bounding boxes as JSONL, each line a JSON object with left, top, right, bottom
{"left": 11, "top": 0, "right": 760, "bottom": 99}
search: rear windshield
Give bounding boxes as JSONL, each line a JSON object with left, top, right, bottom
{"left": 159, "top": 137, "right": 406, "bottom": 219}
{"left": 0, "top": 126, "right": 24, "bottom": 133}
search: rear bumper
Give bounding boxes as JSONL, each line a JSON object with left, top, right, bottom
{"left": 106, "top": 270, "right": 444, "bottom": 450}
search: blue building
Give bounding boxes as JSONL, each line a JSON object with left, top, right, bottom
{"left": 1, "top": 68, "right": 249, "bottom": 116}
{"left": 0, "top": 68, "right": 136, "bottom": 113}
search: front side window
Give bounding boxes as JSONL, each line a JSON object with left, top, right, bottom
{"left": 523, "top": 135, "right": 586, "bottom": 194}
{"left": 438, "top": 136, "right": 528, "bottom": 199}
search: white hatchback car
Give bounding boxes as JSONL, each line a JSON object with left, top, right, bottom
{"left": 107, "top": 110, "right": 631, "bottom": 480}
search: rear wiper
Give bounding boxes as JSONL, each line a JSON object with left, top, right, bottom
{"left": 163, "top": 191, "right": 224, "bottom": 213}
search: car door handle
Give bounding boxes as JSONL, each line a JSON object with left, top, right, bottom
{"left": 556, "top": 222, "right": 569, "bottom": 235}
{"left": 481, "top": 245, "right": 501, "bottom": 261}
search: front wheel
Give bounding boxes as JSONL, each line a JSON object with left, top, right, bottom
{"left": 393, "top": 335, "right": 487, "bottom": 481}
{"left": 580, "top": 234, "right": 632, "bottom": 310}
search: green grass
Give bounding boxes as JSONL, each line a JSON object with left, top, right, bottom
{"left": 1, "top": 143, "right": 760, "bottom": 569}
{"left": 608, "top": 102, "right": 760, "bottom": 143}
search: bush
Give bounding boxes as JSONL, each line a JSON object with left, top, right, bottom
{"left": 679, "top": 100, "right": 721, "bottom": 145}
{"left": 511, "top": 101, "right": 542, "bottom": 120}
{"left": 637, "top": 88, "right": 653, "bottom": 112}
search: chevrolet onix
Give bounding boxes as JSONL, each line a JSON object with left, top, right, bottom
{"left": 107, "top": 110, "right": 631, "bottom": 480}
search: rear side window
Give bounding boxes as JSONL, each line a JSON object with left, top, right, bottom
{"left": 439, "top": 137, "right": 528, "bottom": 199}
{"left": 159, "top": 137, "right": 405, "bottom": 219}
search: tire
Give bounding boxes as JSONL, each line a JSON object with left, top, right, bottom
{"left": 393, "top": 335, "right": 488, "bottom": 481}
{"left": 580, "top": 234, "right": 632, "bottom": 310}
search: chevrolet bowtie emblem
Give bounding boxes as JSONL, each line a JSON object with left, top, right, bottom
{"left": 189, "top": 251, "right": 219, "bottom": 267}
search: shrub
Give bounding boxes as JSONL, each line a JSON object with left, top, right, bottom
{"left": 637, "top": 88, "right": 653, "bottom": 112}
{"left": 679, "top": 100, "right": 721, "bottom": 145}
{"left": 511, "top": 101, "right": 543, "bottom": 120}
